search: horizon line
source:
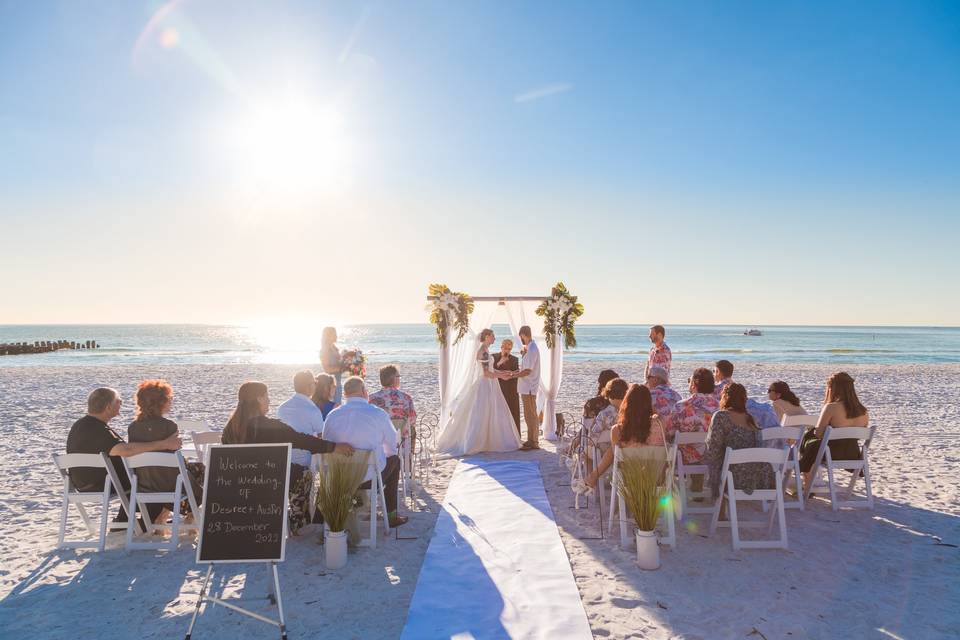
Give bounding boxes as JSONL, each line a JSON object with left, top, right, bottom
{"left": 1, "top": 321, "right": 959, "bottom": 329}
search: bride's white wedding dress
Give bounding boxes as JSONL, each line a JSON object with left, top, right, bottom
{"left": 437, "top": 349, "right": 522, "bottom": 456}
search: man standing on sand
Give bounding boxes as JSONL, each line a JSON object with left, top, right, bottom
{"left": 644, "top": 324, "right": 672, "bottom": 379}
{"left": 514, "top": 326, "right": 541, "bottom": 451}
{"left": 493, "top": 338, "right": 521, "bottom": 435}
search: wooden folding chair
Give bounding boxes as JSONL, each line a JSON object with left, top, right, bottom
{"left": 804, "top": 426, "right": 876, "bottom": 511}
{"left": 709, "top": 447, "right": 789, "bottom": 551}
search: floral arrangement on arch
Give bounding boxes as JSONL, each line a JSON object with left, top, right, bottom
{"left": 536, "top": 282, "right": 584, "bottom": 349}
{"left": 427, "top": 283, "right": 474, "bottom": 346}
{"left": 340, "top": 348, "right": 366, "bottom": 378}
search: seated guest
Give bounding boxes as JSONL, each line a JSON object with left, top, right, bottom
{"left": 322, "top": 377, "right": 408, "bottom": 528}
{"left": 66, "top": 387, "right": 182, "bottom": 523}
{"left": 571, "top": 369, "right": 620, "bottom": 456}
{"left": 799, "top": 372, "right": 869, "bottom": 486}
{"left": 369, "top": 364, "right": 418, "bottom": 457}
{"left": 277, "top": 370, "right": 326, "bottom": 470}
{"left": 127, "top": 379, "right": 204, "bottom": 519}
{"left": 704, "top": 383, "right": 774, "bottom": 517}
{"left": 767, "top": 381, "right": 807, "bottom": 422}
{"left": 746, "top": 397, "right": 783, "bottom": 430}
{"left": 573, "top": 384, "right": 667, "bottom": 496}
{"left": 645, "top": 365, "right": 680, "bottom": 424}
{"left": 669, "top": 368, "right": 720, "bottom": 465}
{"left": 222, "top": 381, "right": 353, "bottom": 534}
{"left": 583, "top": 378, "right": 629, "bottom": 475}
{"left": 713, "top": 359, "right": 734, "bottom": 400}
{"left": 312, "top": 373, "right": 338, "bottom": 419}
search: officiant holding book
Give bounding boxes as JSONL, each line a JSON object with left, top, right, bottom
{"left": 493, "top": 338, "right": 521, "bottom": 435}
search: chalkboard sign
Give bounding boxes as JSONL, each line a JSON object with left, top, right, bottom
{"left": 197, "top": 443, "right": 291, "bottom": 564}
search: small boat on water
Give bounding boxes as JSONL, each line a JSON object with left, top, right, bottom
{"left": 743, "top": 328, "right": 762, "bottom": 336}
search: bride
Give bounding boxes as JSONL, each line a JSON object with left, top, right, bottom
{"left": 437, "top": 328, "right": 523, "bottom": 456}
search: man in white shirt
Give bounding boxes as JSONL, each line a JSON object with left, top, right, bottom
{"left": 322, "top": 377, "right": 407, "bottom": 527}
{"left": 514, "top": 325, "right": 542, "bottom": 451}
{"left": 276, "top": 370, "right": 326, "bottom": 469}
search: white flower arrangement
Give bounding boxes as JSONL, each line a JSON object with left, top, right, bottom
{"left": 427, "top": 284, "right": 474, "bottom": 346}
{"left": 536, "top": 282, "right": 584, "bottom": 349}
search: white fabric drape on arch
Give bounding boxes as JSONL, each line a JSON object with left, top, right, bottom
{"left": 439, "top": 301, "right": 499, "bottom": 427}
{"left": 504, "top": 301, "right": 563, "bottom": 442}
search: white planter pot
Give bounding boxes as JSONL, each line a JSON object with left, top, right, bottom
{"left": 326, "top": 530, "right": 348, "bottom": 570}
{"left": 635, "top": 529, "right": 660, "bottom": 570}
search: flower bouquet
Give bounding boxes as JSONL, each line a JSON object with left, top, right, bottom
{"left": 340, "top": 348, "right": 366, "bottom": 378}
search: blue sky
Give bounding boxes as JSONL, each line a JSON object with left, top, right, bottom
{"left": 1, "top": 1, "right": 958, "bottom": 325}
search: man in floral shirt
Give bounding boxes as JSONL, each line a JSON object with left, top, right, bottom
{"left": 369, "top": 364, "right": 418, "bottom": 454}
{"left": 668, "top": 368, "right": 719, "bottom": 464}
{"left": 644, "top": 325, "right": 672, "bottom": 379}
{"left": 645, "top": 366, "right": 681, "bottom": 425}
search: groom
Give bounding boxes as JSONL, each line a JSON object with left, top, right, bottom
{"left": 515, "top": 326, "right": 541, "bottom": 451}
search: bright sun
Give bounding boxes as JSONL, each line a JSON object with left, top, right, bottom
{"left": 226, "top": 99, "right": 355, "bottom": 199}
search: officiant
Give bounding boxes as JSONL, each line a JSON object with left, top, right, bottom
{"left": 493, "top": 338, "right": 521, "bottom": 435}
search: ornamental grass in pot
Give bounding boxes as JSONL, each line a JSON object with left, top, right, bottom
{"left": 315, "top": 453, "right": 369, "bottom": 569}
{"left": 617, "top": 456, "right": 664, "bottom": 570}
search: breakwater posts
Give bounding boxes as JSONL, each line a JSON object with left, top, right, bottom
{"left": 0, "top": 340, "right": 100, "bottom": 356}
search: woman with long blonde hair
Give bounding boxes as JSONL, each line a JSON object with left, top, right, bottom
{"left": 799, "top": 372, "right": 869, "bottom": 483}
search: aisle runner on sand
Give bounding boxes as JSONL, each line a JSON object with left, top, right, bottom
{"left": 401, "top": 459, "right": 592, "bottom": 639}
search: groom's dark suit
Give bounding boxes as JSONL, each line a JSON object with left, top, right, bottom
{"left": 493, "top": 352, "right": 521, "bottom": 435}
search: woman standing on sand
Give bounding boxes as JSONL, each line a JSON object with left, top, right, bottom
{"left": 799, "top": 372, "right": 869, "bottom": 485}
{"left": 320, "top": 327, "right": 344, "bottom": 406}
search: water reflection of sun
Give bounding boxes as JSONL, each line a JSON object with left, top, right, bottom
{"left": 240, "top": 320, "right": 359, "bottom": 364}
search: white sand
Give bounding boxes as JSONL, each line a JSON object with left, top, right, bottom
{"left": 0, "top": 360, "right": 958, "bottom": 638}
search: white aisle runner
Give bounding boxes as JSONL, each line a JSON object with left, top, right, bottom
{"left": 401, "top": 459, "right": 592, "bottom": 640}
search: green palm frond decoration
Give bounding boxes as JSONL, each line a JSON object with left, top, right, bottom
{"left": 535, "top": 281, "right": 585, "bottom": 349}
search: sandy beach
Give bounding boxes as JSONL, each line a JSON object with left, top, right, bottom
{"left": 1, "top": 359, "right": 958, "bottom": 639}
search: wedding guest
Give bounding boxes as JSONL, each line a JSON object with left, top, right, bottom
{"left": 704, "top": 383, "right": 774, "bottom": 516}
{"left": 369, "top": 364, "right": 418, "bottom": 456}
{"left": 312, "top": 373, "right": 337, "bottom": 419}
{"left": 492, "top": 339, "right": 521, "bottom": 434}
{"left": 277, "top": 371, "right": 326, "bottom": 470}
{"left": 646, "top": 365, "right": 681, "bottom": 424}
{"left": 515, "top": 326, "right": 542, "bottom": 451}
{"left": 566, "top": 369, "right": 619, "bottom": 459}
{"left": 583, "top": 378, "right": 629, "bottom": 475}
{"left": 669, "top": 368, "right": 719, "bottom": 465}
{"left": 66, "top": 387, "right": 181, "bottom": 523}
{"left": 127, "top": 379, "right": 204, "bottom": 518}
{"left": 644, "top": 324, "right": 671, "bottom": 379}
{"left": 573, "top": 384, "right": 667, "bottom": 496}
{"left": 322, "top": 377, "right": 408, "bottom": 527}
{"left": 799, "top": 372, "right": 870, "bottom": 484}
{"left": 222, "top": 381, "right": 353, "bottom": 533}
{"left": 767, "top": 381, "right": 807, "bottom": 422}
{"left": 713, "top": 359, "right": 734, "bottom": 400}
{"left": 320, "top": 326, "right": 344, "bottom": 405}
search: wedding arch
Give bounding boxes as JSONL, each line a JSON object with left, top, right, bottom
{"left": 427, "top": 283, "right": 584, "bottom": 442}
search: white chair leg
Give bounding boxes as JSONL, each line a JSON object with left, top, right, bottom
{"left": 368, "top": 488, "right": 377, "bottom": 549}
{"left": 126, "top": 479, "right": 139, "bottom": 549}
{"left": 727, "top": 475, "right": 741, "bottom": 551}
{"left": 58, "top": 482, "right": 70, "bottom": 548}
{"left": 863, "top": 458, "right": 874, "bottom": 509}
{"left": 826, "top": 461, "right": 839, "bottom": 511}
{"left": 618, "top": 495, "right": 630, "bottom": 549}
{"left": 379, "top": 474, "right": 391, "bottom": 534}
{"left": 98, "top": 482, "right": 111, "bottom": 552}
{"left": 777, "top": 485, "right": 788, "bottom": 549}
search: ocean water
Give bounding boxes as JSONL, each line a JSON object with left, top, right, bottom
{"left": 1, "top": 324, "right": 959, "bottom": 367}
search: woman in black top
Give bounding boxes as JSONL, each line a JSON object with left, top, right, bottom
{"left": 128, "top": 380, "right": 204, "bottom": 520}
{"left": 223, "top": 381, "right": 354, "bottom": 532}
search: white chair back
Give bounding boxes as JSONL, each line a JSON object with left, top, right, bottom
{"left": 178, "top": 420, "right": 211, "bottom": 433}
{"left": 709, "top": 446, "right": 789, "bottom": 550}
{"left": 52, "top": 452, "right": 137, "bottom": 551}
{"left": 671, "top": 431, "right": 712, "bottom": 516}
{"left": 805, "top": 425, "right": 875, "bottom": 510}
{"left": 122, "top": 451, "right": 198, "bottom": 550}
{"left": 190, "top": 431, "right": 222, "bottom": 462}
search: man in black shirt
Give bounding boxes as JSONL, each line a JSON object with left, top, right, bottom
{"left": 492, "top": 339, "right": 521, "bottom": 435}
{"left": 66, "top": 387, "right": 182, "bottom": 522}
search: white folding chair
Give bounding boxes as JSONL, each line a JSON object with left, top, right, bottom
{"left": 190, "top": 431, "right": 222, "bottom": 463}
{"left": 608, "top": 446, "right": 676, "bottom": 549}
{"left": 709, "top": 447, "right": 789, "bottom": 551}
{"left": 804, "top": 426, "right": 875, "bottom": 511}
{"left": 123, "top": 451, "right": 199, "bottom": 550}
{"left": 52, "top": 452, "right": 141, "bottom": 551}
{"left": 672, "top": 431, "right": 713, "bottom": 516}
{"left": 316, "top": 450, "right": 390, "bottom": 548}
{"left": 177, "top": 420, "right": 211, "bottom": 433}
{"left": 761, "top": 421, "right": 811, "bottom": 510}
